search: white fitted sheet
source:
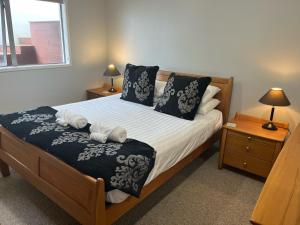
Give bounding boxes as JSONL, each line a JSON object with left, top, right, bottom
{"left": 54, "top": 94, "right": 223, "bottom": 203}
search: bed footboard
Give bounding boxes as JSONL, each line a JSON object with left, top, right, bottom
{"left": 0, "top": 126, "right": 106, "bottom": 225}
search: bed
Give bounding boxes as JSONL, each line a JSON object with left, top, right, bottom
{"left": 0, "top": 70, "right": 233, "bottom": 225}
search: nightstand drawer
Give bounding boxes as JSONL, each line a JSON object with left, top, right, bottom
{"left": 226, "top": 130, "right": 276, "bottom": 162}
{"left": 223, "top": 150, "right": 272, "bottom": 177}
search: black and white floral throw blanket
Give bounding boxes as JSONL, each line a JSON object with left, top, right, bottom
{"left": 0, "top": 106, "right": 156, "bottom": 197}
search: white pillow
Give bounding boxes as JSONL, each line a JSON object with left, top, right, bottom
{"left": 154, "top": 80, "right": 167, "bottom": 104}
{"left": 201, "top": 85, "right": 221, "bottom": 104}
{"left": 197, "top": 98, "right": 220, "bottom": 115}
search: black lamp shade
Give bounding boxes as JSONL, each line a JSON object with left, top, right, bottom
{"left": 103, "top": 64, "right": 121, "bottom": 77}
{"left": 259, "top": 88, "right": 290, "bottom": 107}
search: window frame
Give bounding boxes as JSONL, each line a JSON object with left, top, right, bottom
{"left": 0, "top": 0, "right": 71, "bottom": 73}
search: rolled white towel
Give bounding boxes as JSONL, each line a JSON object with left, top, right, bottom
{"left": 68, "top": 114, "right": 88, "bottom": 129}
{"left": 56, "top": 118, "right": 68, "bottom": 127}
{"left": 55, "top": 110, "right": 70, "bottom": 127}
{"left": 90, "top": 123, "right": 113, "bottom": 143}
{"left": 90, "top": 122, "right": 102, "bottom": 133}
{"left": 55, "top": 110, "right": 88, "bottom": 129}
{"left": 55, "top": 110, "right": 68, "bottom": 119}
{"left": 90, "top": 133, "right": 108, "bottom": 144}
{"left": 90, "top": 123, "right": 112, "bottom": 134}
{"left": 108, "top": 127, "right": 127, "bottom": 143}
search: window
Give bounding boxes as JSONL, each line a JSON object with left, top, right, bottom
{"left": 0, "top": 0, "right": 69, "bottom": 68}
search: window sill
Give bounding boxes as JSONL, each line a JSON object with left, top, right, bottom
{"left": 0, "top": 63, "right": 72, "bottom": 73}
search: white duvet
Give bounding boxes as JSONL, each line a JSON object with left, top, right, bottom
{"left": 54, "top": 94, "right": 223, "bottom": 203}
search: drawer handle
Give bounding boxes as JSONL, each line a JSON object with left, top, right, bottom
{"left": 245, "top": 146, "right": 250, "bottom": 152}
{"left": 243, "top": 162, "right": 248, "bottom": 168}
{"left": 247, "top": 136, "right": 252, "bottom": 141}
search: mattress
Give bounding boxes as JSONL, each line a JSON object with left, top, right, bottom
{"left": 54, "top": 94, "right": 223, "bottom": 203}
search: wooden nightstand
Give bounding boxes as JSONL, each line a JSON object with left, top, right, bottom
{"left": 86, "top": 85, "right": 122, "bottom": 100}
{"left": 219, "top": 113, "right": 289, "bottom": 178}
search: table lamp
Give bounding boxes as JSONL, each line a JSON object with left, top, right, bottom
{"left": 259, "top": 88, "right": 290, "bottom": 131}
{"left": 103, "top": 64, "right": 121, "bottom": 92}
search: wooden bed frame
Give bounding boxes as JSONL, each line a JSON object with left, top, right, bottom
{"left": 0, "top": 70, "right": 233, "bottom": 225}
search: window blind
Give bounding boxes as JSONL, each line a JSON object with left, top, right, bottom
{"left": 37, "top": 0, "right": 64, "bottom": 4}
{"left": 1, "top": 0, "right": 17, "bottom": 66}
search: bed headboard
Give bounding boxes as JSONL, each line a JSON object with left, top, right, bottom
{"left": 156, "top": 70, "right": 234, "bottom": 123}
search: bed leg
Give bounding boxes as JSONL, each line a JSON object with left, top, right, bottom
{"left": 92, "top": 178, "right": 106, "bottom": 225}
{"left": 0, "top": 159, "right": 10, "bottom": 177}
{"left": 218, "top": 129, "right": 227, "bottom": 169}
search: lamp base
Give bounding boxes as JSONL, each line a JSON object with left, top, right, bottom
{"left": 262, "top": 122, "right": 278, "bottom": 131}
{"left": 108, "top": 87, "right": 117, "bottom": 93}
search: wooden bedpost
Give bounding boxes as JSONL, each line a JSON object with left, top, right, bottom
{"left": 91, "top": 178, "right": 106, "bottom": 225}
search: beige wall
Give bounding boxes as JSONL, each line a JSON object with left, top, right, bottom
{"left": 0, "top": 0, "right": 107, "bottom": 114}
{"left": 106, "top": 0, "right": 300, "bottom": 130}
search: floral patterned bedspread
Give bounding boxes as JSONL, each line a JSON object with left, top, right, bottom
{"left": 0, "top": 106, "right": 156, "bottom": 197}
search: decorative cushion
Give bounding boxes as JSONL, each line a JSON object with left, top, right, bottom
{"left": 155, "top": 73, "right": 212, "bottom": 120}
{"left": 201, "top": 85, "right": 221, "bottom": 104}
{"left": 121, "top": 64, "right": 159, "bottom": 106}
{"left": 197, "top": 98, "right": 220, "bottom": 115}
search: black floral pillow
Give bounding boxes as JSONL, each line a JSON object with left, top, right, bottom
{"left": 121, "top": 64, "right": 159, "bottom": 106}
{"left": 155, "top": 73, "right": 212, "bottom": 120}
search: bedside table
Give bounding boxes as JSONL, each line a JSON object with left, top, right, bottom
{"left": 218, "top": 113, "right": 289, "bottom": 178}
{"left": 86, "top": 86, "right": 122, "bottom": 100}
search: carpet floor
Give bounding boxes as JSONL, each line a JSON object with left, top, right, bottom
{"left": 0, "top": 147, "right": 263, "bottom": 225}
